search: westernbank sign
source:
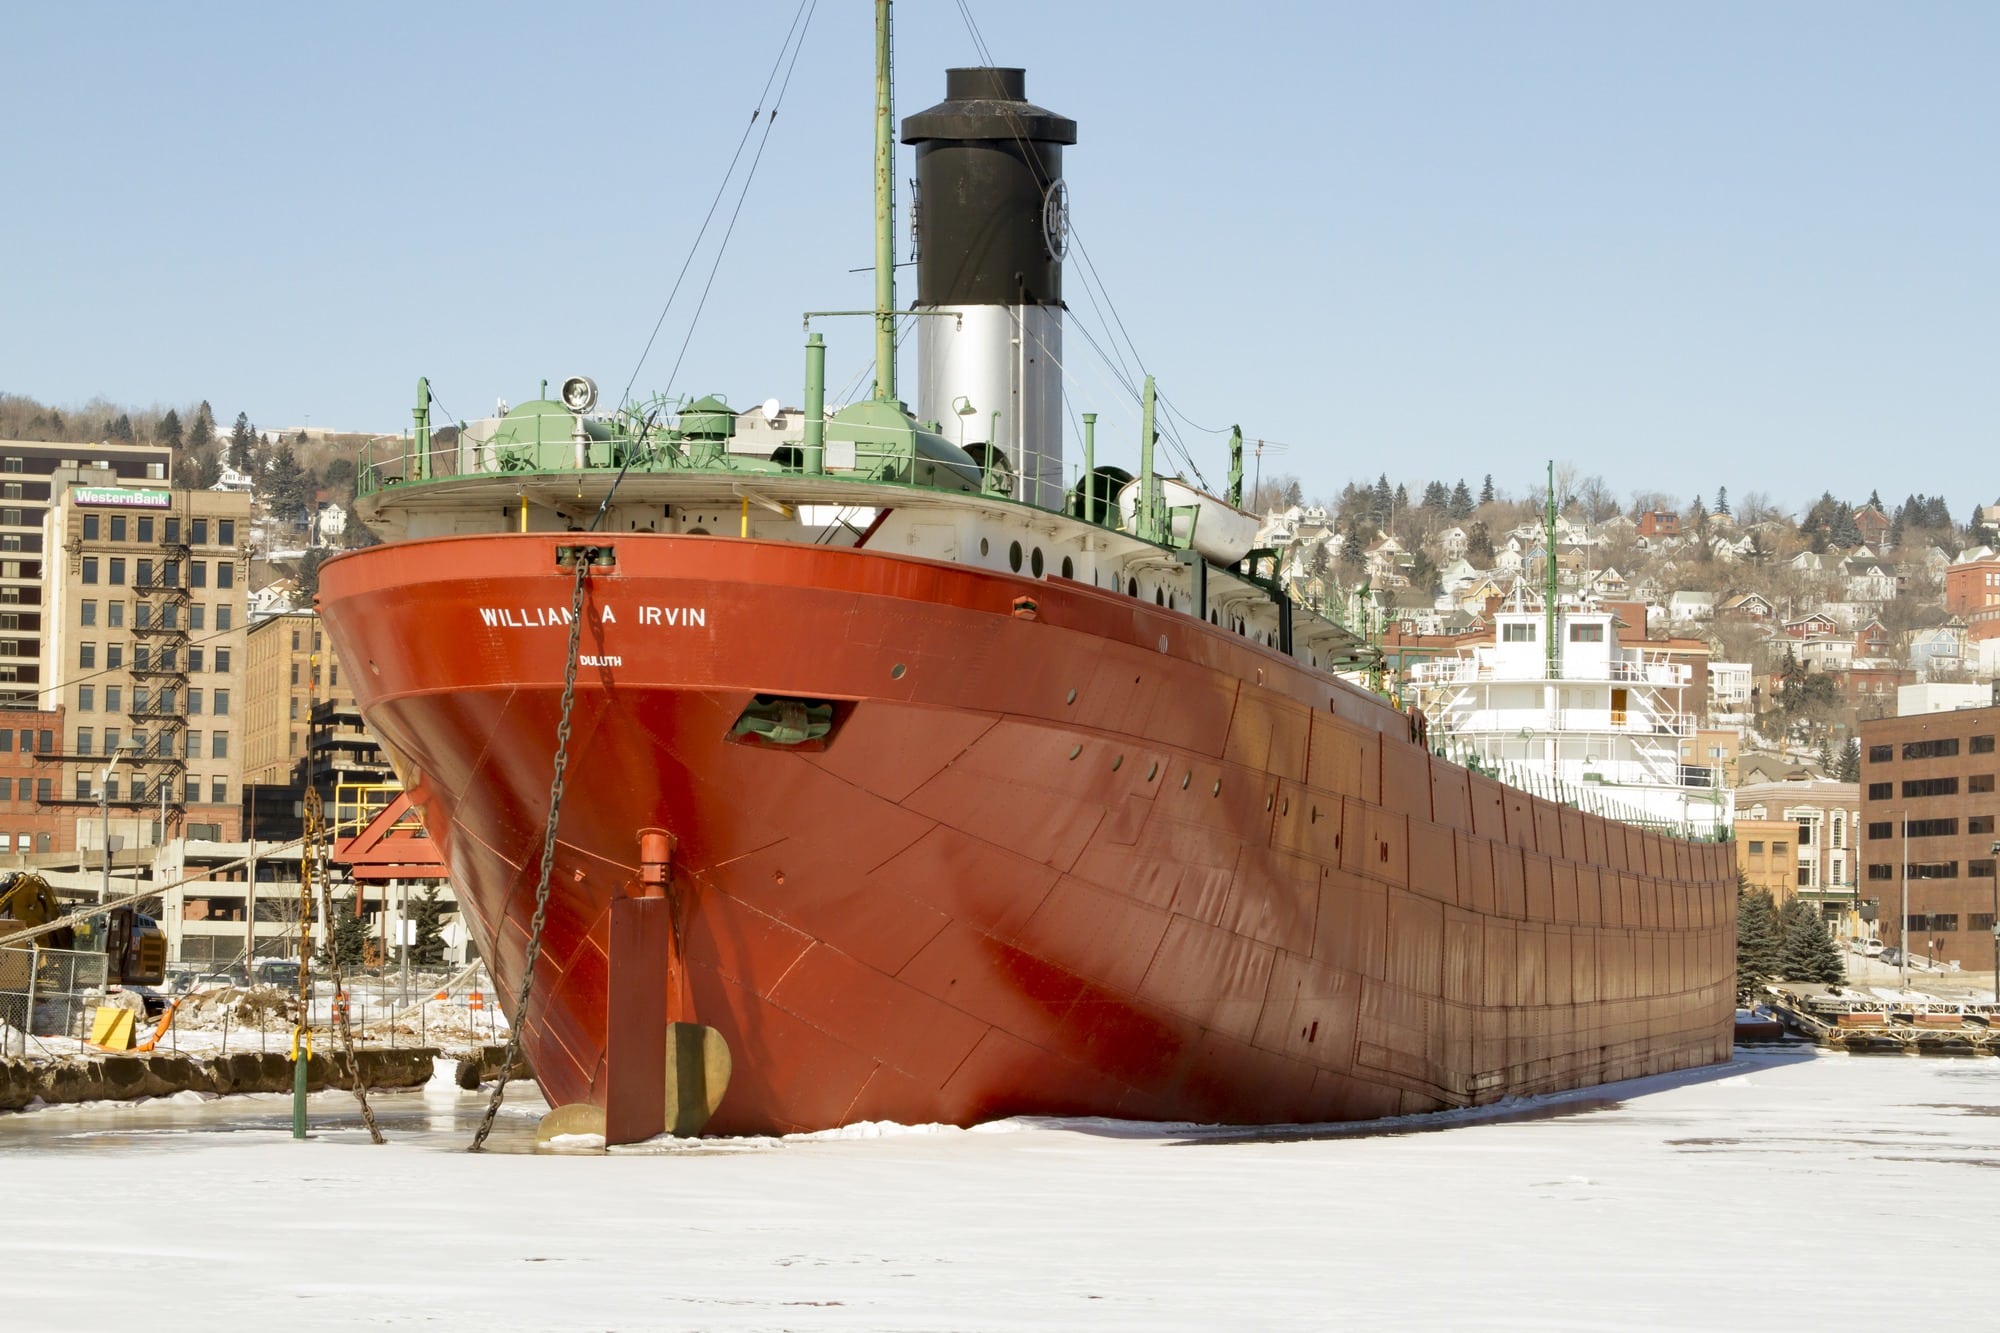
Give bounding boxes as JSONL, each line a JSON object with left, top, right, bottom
{"left": 74, "top": 487, "right": 171, "bottom": 509}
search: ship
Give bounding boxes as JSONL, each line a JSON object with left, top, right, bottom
{"left": 317, "top": 4, "right": 1737, "bottom": 1144}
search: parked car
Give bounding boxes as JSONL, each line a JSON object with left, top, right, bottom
{"left": 1879, "top": 947, "right": 1901, "bottom": 966}
{"left": 1858, "top": 938, "right": 1884, "bottom": 958}
{"left": 254, "top": 960, "right": 301, "bottom": 990}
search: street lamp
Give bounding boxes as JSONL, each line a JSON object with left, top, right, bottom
{"left": 1989, "top": 840, "right": 1999, "bottom": 1002}
{"left": 98, "top": 739, "right": 141, "bottom": 907}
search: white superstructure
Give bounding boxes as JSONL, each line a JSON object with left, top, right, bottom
{"left": 1410, "top": 600, "right": 1733, "bottom": 837}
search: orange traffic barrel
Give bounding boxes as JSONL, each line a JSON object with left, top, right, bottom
{"left": 468, "top": 990, "right": 484, "bottom": 1012}
{"left": 333, "top": 990, "right": 350, "bottom": 1024}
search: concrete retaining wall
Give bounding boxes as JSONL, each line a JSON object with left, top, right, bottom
{"left": 0, "top": 1047, "right": 440, "bottom": 1112}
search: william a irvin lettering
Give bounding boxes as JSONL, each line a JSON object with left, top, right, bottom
{"left": 477, "top": 604, "right": 706, "bottom": 629}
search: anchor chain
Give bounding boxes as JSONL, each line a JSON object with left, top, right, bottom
{"left": 469, "top": 549, "right": 593, "bottom": 1151}
{"left": 319, "top": 878, "right": 385, "bottom": 1144}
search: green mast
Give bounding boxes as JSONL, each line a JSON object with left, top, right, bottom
{"left": 872, "top": 0, "right": 896, "bottom": 403}
{"left": 1544, "top": 459, "right": 1559, "bottom": 679}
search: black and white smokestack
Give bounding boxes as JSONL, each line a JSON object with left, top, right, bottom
{"left": 902, "top": 68, "right": 1078, "bottom": 509}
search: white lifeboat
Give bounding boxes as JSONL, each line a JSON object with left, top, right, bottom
{"left": 1116, "top": 476, "right": 1261, "bottom": 566}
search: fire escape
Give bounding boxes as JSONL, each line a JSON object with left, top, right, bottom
{"left": 129, "top": 528, "right": 192, "bottom": 835}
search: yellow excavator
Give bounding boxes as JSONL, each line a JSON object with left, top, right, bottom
{"left": 0, "top": 868, "right": 168, "bottom": 994}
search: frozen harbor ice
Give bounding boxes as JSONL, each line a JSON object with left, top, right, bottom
{"left": 3, "top": 1047, "right": 1996, "bottom": 1331}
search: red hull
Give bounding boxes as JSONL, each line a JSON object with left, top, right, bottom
{"left": 319, "top": 534, "right": 1735, "bottom": 1135}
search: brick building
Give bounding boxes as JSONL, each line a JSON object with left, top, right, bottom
{"left": 0, "top": 703, "right": 67, "bottom": 854}
{"left": 1858, "top": 704, "right": 2000, "bottom": 971}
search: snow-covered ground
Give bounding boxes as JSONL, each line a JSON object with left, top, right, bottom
{"left": 3, "top": 1047, "right": 1996, "bottom": 1331}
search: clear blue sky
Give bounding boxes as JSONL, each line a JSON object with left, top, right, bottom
{"left": 5, "top": 2, "right": 1995, "bottom": 516}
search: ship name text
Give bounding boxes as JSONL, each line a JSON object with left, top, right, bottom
{"left": 476, "top": 605, "right": 708, "bottom": 629}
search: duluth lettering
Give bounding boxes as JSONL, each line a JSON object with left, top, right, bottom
{"left": 476, "top": 605, "right": 708, "bottom": 629}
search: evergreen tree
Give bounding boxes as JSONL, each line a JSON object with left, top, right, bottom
{"left": 1468, "top": 521, "right": 1493, "bottom": 564}
{"left": 1392, "top": 483, "right": 1409, "bottom": 515}
{"left": 1421, "top": 480, "right": 1449, "bottom": 512}
{"left": 188, "top": 401, "right": 215, "bottom": 456}
{"left": 1449, "top": 479, "right": 1473, "bottom": 519}
{"left": 157, "top": 408, "right": 183, "bottom": 451}
{"left": 410, "top": 887, "right": 446, "bottom": 965}
{"left": 1479, "top": 474, "right": 1495, "bottom": 505}
{"left": 319, "top": 894, "right": 369, "bottom": 969}
{"left": 266, "top": 443, "right": 312, "bottom": 527}
{"left": 1778, "top": 898, "right": 1846, "bottom": 984}
{"left": 1372, "top": 473, "right": 1393, "bottom": 522}
{"left": 1867, "top": 488, "right": 1882, "bottom": 511}
{"left": 228, "top": 411, "right": 255, "bottom": 473}
{"left": 1834, "top": 738, "right": 1861, "bottom": 783}
{"left": 1736, "top": 884, "right": 1781, "bottom": 1002}
{"left": 1714, "top": 485, "right": 1729, "bottom": 516}
{"left": 110, "top": 413, "right": 134, "bottom": 443}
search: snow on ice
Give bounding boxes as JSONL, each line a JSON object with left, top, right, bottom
{"left": 1, "top": 1047, "right": 1996, "bottom": 1331}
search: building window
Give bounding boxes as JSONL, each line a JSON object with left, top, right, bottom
{"left": 75, "top": 774, "right": 90, "bottom": 800}
{"left": 34, "top": 780, "right": 48, "bottom": 804}
{"left": 1971, "top": 861, "right": 1997, "bottom": 880}
{"left": 1902, "top": 738, "right": 1960, "bottom": 760}
{"left": 1906, "top": 818, "right": 1959, "bottom": 838}
{"left": 136, "top": 559, "right": 152, "bottom": 587}
{"left": 107, "top": 601, "right": 123, "bottom": 628}
{"left": 1, "top": 509, "right": 19, "bottom": 527}
{"left": 108, "top": 557, "right": 125, "bottom": 585}
{"left": 1907, "top": 862, "right": 1959, "bottom": 880}
{"left": 1902, "top": 777, "right": 1959, "bottom": 798}
{"left": 76, "top": 727, "right": 93, "bottom": 756}
{"left": 137, "top": 516, "right": 153, "bottom": 543}
{"left": 109, "top": 515, "right": 127, "bottom": 542}
{"left": 217, "top": 607, "right": 231, "bottom": 631}
{"left": 187, "top": 689, "right": 202, "bottom": 715}
{"left": 1568, "top": 623, "right": 1604, "bottom": 643}
{"left": 191, "top": 606, "right": 204, "bottom": 631}
{"left": 1866, "top": 782, "right": 1891, "bottom": 799}
{"left": 38, "top": 729, "right": 51, "bottom": 754}
{"left": 1749, "top": 840, "right": 1764, "bottom": 853}
{"left": 1502, "top": 624, "right": 1537, "bottom": 642}
{"left": 216, "top": 648, "right": 231, "bottom": 673}
{"left": 77, "top": 685, "right": 93, "bottom": 711}
{"left": 164, "top": 518, "right": 179, "bottom": 544}
{"left": 107, "top": 644, "right": 122, "bottom": 670}
{"left": 192, "top": 519, "right": 208, "bottom": 545}
{"left": 217, "top": 561, "right": 234, "bottom": 589}
{"left": 135, "top": 604, "right": 150, "bottom": 630}
{"left": 289, "top": 697, "right": 298, "bottom": 720}
{"left": 218, "top": 519, "right": 235, "bottom": 546}
{"left": 83, "top": 515, "right": 99, "bottom": 541}
{"left": 291, "top": 629, "right": 300, "bottom": 651}
{"left": 105, "top": 686, "right": 120, "bottom": 712}
{"left": 1971, "top": 816, "right": 1995, "bottom": 835}
{"left": 78, "top": 643, "right": 95, "bottom": 670}
{"left": 82, "top": 557, "right": 98, "bottom": 585}
{"left": 1974, "top": 735, "right": 1996, "bottom": 755}
{"left": 188, "top": 647, "right": 203, "bottom": 672}
{"left": 1773, "top": 841, "right": 1788, "bottom": 857}
{"left": 214, "top": 690, "right": 229, "bottom": 716}
{"left": 80, "top": 600, "right": 96, "bottom": 627}
{"left": 185, "top": 731, "right": 200, "bottom": 758}
{"left": 211, "top": 778, "right": 227, "bottom": 804}
{"left": 290, "top": 662, "right": 298, "bottom": 686}
{"left": 1974, "top": 913, "right": 1999, "bottom": 933}
{"left": 1972, "top": 774, "right": 1995, "bottom": 794}
{"left": 212, "top": 732, "right": 228, "bottom": 759}
{"left": 190, "top": 561, "right": 206, "bottom": 588}
{"left": 1797, "top": 822, "right": 1813, "bottom": 846}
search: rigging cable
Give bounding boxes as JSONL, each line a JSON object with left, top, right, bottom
{"left": 621, "top": 0, "right": 818, "bottom": 406}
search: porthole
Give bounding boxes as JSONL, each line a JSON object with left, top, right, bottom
{"left": 1060, "top": 556, "right": 1073, "bottom": 580}
{"left": 1068, "top": 745, "right": 1082, "bottom": 760}
{"left": 1065, "top": 688, "right": 1077, "bottom": 704}
{"left": 1031, "top": 547, "right": 1045, "bottom": 577}
{"left": 890, "top": 663, "right": 907, "bottom": 679}
{"left": 1009, "top": 540, "right": 1023, "bottom": 572}
{"left": 980, "top": 536, "right": 990, "bottom": 557}
{"left": 1146, "top": 762, "right": 1159, "bottom": 782}
{"left": 1181, "top": 772, "right": 1192, "bottom": 790}
{"left": 1212, "top": 781, "right": 1222, "bottom": 797}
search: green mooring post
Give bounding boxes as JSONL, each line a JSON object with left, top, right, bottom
{"left": 292, "top": 1032, "right": 307, "bottom": 1138}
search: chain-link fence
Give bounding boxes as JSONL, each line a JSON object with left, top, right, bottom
{"left": 0, "top": 945, "right": 110, "bottom": 1058}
